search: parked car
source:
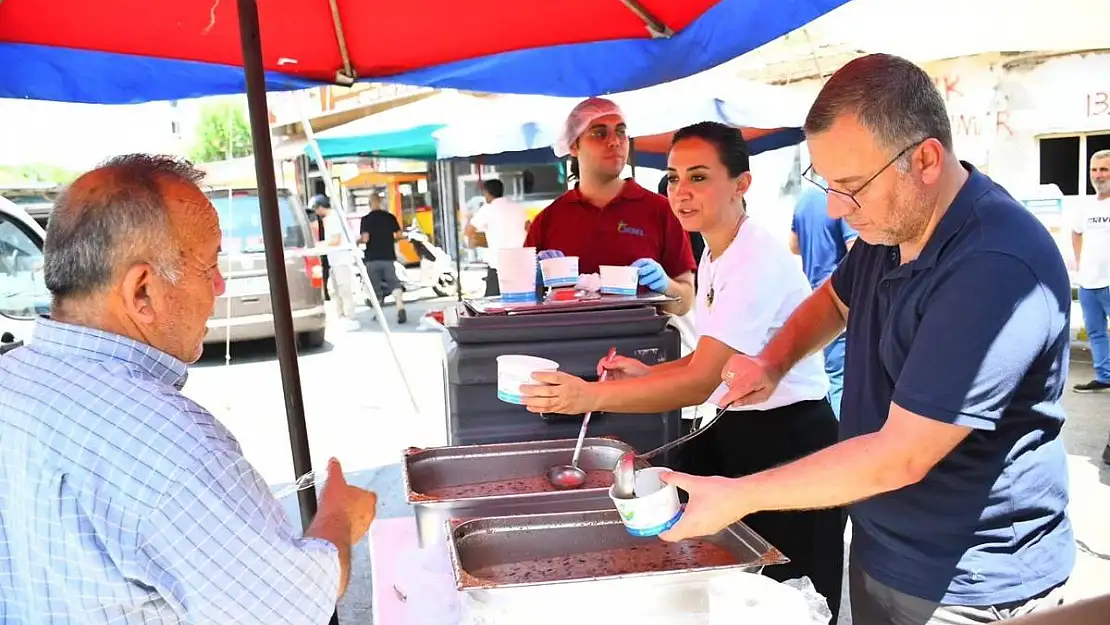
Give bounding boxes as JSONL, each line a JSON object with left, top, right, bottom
{"left": 0, "top": 183, "right": 59, "bottom": 230}
{"left": 205, "top": 188, "right": 327, "bottom": 349}
{"left": 0, "top": 196, "right": 48, "bottom": 355}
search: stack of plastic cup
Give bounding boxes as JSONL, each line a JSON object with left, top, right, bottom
{"left": 599, "top": 265, "right": 639, "bottom": 296}
{"left": 496, "top": 247, "right": 538, "bottom": 302}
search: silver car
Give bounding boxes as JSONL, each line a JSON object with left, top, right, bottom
{"left": 205, "top": 188, "right": 327, "bottom": 349}
{"left": 0, "top": 197, "right": 49, "bottom": 355}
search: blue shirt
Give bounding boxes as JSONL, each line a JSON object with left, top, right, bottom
{"left": 832, "top": 164, "right": 1075, "bottom": 605}
{"left": 792, "top": 188, "right": 857, "bottom": 289}
{"left": 0, "top": 319, "right": 340, "bottom": 624}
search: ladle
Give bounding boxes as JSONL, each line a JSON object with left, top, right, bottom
{"left": 612, "top": 403, "right": 732, "bottom": 499}
{"left": 546, "top": 347, "right": 618, "bottom": 490}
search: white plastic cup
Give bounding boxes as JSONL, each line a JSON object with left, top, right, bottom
{"left": 540, "top": 256, "right": 580, "bottom": 288}
{"left": 496, "top": 247, "right": 538, "bottom": 301}
{"left": 599, "top": 265, "right": 639, "bottom": 296}
{"left": 609, "top": 467, "right": 683, "bottom": 536}
{"left": 496, "top": 354, "right": 560, "bottom": 404}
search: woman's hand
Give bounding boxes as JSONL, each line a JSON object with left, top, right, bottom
{"left": 519, "top": 372, "right": 600, "bottom": 415}
{"left": 598, "top": 355, "right": 651, "bottom": 380}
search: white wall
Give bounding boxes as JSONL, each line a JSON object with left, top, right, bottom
{"left": 765, "top": 51, "right": 1110, "bottom": 268}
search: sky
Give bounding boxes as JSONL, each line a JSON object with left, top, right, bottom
{"left": 0, "top": 97, "right": 212, "bottom": 171}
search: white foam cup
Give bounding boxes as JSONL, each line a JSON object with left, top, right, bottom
{"left": 496, "top": 247, "right": 538, "bottom": 301}
{"left": 599, "top": 264, "right": 639, "bottom": 296}
{"left": 496, "top": 354, "right": 560, "bottom": 404}
{"left": 540, "top": 256, "right": 580, "bottom": 288}
{"left": 609, "top": 467, "right": 683, "bottom": 536}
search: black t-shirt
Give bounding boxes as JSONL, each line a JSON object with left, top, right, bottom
{"left": 360, "top": 210, "right": 400, "bottom": 261}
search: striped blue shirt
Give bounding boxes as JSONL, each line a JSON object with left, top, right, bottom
{"left": 0, "top": 319, "right": 340, "bottom": 624}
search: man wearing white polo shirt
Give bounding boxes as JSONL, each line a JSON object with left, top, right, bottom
{"left": 467, "top": 179, "right": 529, "bottom": 296}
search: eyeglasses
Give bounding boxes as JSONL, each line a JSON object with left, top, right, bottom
{"left": 803, "top": 138, "right": 927, "bottom": 210}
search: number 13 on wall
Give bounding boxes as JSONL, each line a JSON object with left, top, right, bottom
{"left": 1088, "top": 91, "right": 1109, "bottom": 117}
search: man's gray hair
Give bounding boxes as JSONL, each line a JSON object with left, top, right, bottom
{"left": 1091, "top": 149, "right": 1110, "bottom": 163}
{"left": 43, "top": 154, "right": 206, "bottom": 302}
{"left": 804, "top": 53, "right": 954, "bottom": 164}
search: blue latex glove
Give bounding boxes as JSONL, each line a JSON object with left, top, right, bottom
{"left": 536, "top": 250, "right": 564, "bottom": 286}
{"left": 632, "top": 258, "right": 669, "bottom": 293}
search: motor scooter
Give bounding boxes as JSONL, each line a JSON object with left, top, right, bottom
{"left": 393, "top": 222, "right": 457, "bottom": 298}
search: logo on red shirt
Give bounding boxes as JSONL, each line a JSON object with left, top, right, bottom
{"left": 617, "top": 220, "right": 645, "bottom": 237}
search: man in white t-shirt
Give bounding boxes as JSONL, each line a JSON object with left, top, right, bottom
{"left": 314, "top": 195, "right": 357, "bottom": 320}
{"left": 465, "top": 179, "right": 529, "bottom": 296}
{"left": 1072, "top": 150, "right": 1110, "bottom": 399}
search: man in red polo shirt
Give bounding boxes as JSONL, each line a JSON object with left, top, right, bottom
{"left": 526, "top": 97, "right": 696, "bottom": 315}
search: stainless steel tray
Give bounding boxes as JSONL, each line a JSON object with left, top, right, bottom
{"left": 403, "top": 437, "right": 651, "bottom": 547}
{"left": 464, "top": 291, "right": 677, "bottom": 316}
{"left": 446, "top": 509, "right": 788, "bottom": 606}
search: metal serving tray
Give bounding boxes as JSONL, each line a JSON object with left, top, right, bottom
{"left": 446, "top": 509, "right": 789, "bottom": 606}
{"left": 403, "top": 437, "right": 651, "bottom": 547}
{"left": 463, "top": 291, "right": 678, "bottom": 316}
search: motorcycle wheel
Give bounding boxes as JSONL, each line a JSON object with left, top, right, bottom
{"left": 433, "top": 274, "right": 457, "bottom": 298}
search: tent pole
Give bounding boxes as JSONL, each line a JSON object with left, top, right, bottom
{"left": 235, "top": 0, "right": 320, "bottom": 533}
{"left": 299, "top": 106, "right": 420, "bottom": 412}
{"left": 629, "top": 137, "right": 637, "bottom": 177}
{"left": 236, "top": 2, "right": 340, "bottom": 623}
{"left": 455, "top": 159, "right": 465, "bottom": 302}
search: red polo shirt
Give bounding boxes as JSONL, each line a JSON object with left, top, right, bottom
{"left": 524, "top": 180, "right": 696, "bottom": 277}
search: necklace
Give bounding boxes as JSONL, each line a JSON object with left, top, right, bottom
{"left": 705, "top": 215, "right": 746, "bottom": 310}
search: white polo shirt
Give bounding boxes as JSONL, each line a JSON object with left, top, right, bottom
{"left": 320, "top": 210, "right": 353, "bottom": 265}
{"left": 695, "top": 219, "right": 829, "bottom": 417}
{"left": 1071, "top": 195, "right": 1110, "bottom": 290}
{"left": 470, "top": 197, "right": 529, "bottom": 270}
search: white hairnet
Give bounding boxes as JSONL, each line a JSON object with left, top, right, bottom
{"left": 553, "top": 97, "right": 625, "bottom": 158}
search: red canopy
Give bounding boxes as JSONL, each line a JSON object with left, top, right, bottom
{"left": 3, "top": 1, "right": 716, "bottom": 83}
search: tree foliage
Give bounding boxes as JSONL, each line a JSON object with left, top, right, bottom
{"left": 189, "top": 101, "right": 253, "bottom": 163}
{"left": 0, "top": 164, "right": 77, "bottom": 185}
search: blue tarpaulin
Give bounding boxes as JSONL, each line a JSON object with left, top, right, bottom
{"left": 0, "top": 0, "right": 852, "bottom": 104}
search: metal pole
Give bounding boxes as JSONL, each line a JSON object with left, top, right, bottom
{"left": 299, "top": 104, "right": 420, "bottom": 412}
{"left": 234, "top": 0, "right": 319, "bottom": 531}
{"left": 454, "top": 160, "right": 463, "bottom": 301}
{"left": 236, "top": 3, "right": 340, "bottom": 624}
{"left": 629, "top": 137, "right": 637, "bottom": 177}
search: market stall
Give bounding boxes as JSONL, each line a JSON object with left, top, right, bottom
{"left": 6, "top": 1, "right": 855, "bottom": 623}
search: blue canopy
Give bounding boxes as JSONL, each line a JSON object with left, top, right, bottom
{"left": 1, "top": 0, "right": 852, "bottom": 104}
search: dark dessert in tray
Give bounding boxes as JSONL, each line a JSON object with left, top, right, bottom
{"left": 470, "top": 540, "right": 739, "bottom": 584}
{"left": 422, "top": 470, "right": 614, "bottom": 499}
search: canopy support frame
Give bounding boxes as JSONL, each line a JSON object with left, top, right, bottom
{"left": 617, "top": 0, "right": 674, "bottom": 38}
{"left": 327, "top": 0, "right": 357, "bottom": 84}
{"left": 235, "top": 2, "right": 340, "bottom": 623}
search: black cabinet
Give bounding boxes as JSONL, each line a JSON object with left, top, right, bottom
{"left": 441, "top": 303, "right": 685, "bottom": 464}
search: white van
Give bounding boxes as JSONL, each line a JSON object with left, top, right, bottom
{"left": 0, "top": 196, "right": 48, "bottom": 355}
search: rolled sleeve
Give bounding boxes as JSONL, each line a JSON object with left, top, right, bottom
{"left": 892, "top": 252, "right": 1057, "bottom": 431}
{"left": 830, "top": 241, "right": 862, "bottom": 305}
{"left": 1069, "top": 206, "right": 1086, "bottom": 234}
{"left": 469, "top": 206, "right": 489, "bottom": 232}
{"left": 138, "top": 451, "right": 340, "bottom": 624}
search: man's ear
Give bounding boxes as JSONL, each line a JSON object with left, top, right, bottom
{"left": 118, "top": 263, "right": 158, "bottom": 325}
{"left": 917, "top": 139, "right": 946, "bottom": 186}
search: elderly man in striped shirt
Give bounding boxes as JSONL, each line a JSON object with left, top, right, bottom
{"left": 0, "top": 154, "right": 376, "bottom": 624}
